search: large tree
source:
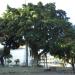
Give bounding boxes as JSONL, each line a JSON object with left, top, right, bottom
{"left": 0, "top": 2, "right": 74, "bottom": 67}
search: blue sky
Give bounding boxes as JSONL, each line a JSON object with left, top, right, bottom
{"left": 0, "top": 0, "right": 75, "bottom": 24}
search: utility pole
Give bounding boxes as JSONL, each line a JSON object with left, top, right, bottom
{"left": 25, "top": 0, "right": 26, "bottom": 5}
{"left": 25, "top": 0, "right": 28, "bottom": 67}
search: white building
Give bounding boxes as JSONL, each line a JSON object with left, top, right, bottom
{"left": 0, "top": 44, "right": 71, "bottom": 67}
{"left": 10, "top": 45, "right": 32, "bottom": 66}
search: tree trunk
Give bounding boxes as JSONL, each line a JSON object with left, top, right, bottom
{"left": 33, "top": 51, "right": 38, "bottom": 67}
{"left": 25, "top": 41, "right": 28, "bottom": 66}
{"left": 71, "top": 57, "right": 75, "bottom": 72}
{"left": 44, "top": 57, "right": 45, "bottom": 68}
{"left": 45, "top": 53, "right": 48, "bottom": 68}
{"left": 4, "top": 58, "right": 7, "bottom": 65}
{"left": 0, "top": 55, "right": 4, "bottom": 66}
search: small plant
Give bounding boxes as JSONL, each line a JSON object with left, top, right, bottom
{"left": 14, "top": 59, "right": 20, "bottom": 65}
{"left": 7, "top": 59, "right": 12, "bottom": 66}
{"left": 4, "top": 54, "right": 13, "bottom": 65}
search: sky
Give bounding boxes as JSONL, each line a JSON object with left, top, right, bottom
{"left": 0, "top": 0, "right": 75, "bottom": 24}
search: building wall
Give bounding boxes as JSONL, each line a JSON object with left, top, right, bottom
{"left": 10, "top": 46, "right": 32, "bottom": 66}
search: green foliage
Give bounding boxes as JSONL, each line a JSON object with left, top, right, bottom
{"left": 4, "top": 54, "right": 12, "bottom": 59}
{"left": 7, "top": 59, "right": 12, "bottom": 64}
{"left": 0, "top": 2, "right": 75, "bottom": 63}
{"left": 14, "top": 59, "right": 20, "bottom": 65}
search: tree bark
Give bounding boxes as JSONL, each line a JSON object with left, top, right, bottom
{"left": 33, "top": 51, "right": 38, "bottom": 67}
{"left": 0, "top": 55, "right": 4, "bottom": 66}
{"left": 45, "top": 53, "right": 48, "bottom": 68}
{"left": 71, "top": 57, "right": 75, "bottom": 72}
{"left": 25, "top": 41, "right": 28, "bottom": 66}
